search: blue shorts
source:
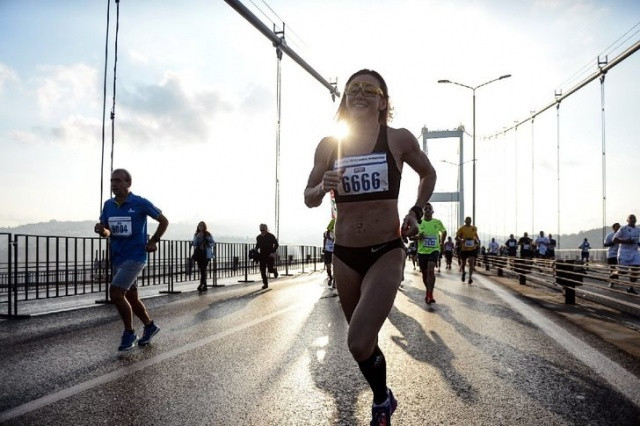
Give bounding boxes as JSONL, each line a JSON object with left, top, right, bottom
{"left": 111, "top": 260, "right": 146, "bottom": 290}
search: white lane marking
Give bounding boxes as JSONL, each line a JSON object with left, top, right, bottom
{"left": 0, "top": 302, "right": 307, "bottom": 422}
{"left": 478, "top": 274, "right": 640, "bottom": 407}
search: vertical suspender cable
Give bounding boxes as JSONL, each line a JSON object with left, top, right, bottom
{"left": 600, "top": 67, "right": 608, "bottom": 245}
{"left": 531, "top": 116, "right": 535, "bottom": 235}
{"left": 273, "top": 28, "right": 284, "bottom": 241}
{"left": 501, "top": 134, "right": 507, "bottom": 239}
{"left": 99, "top": 0, "right": 111, "bottom": 215}
{"left": 514, "top": 125, "right": 518, "bottom": 235}
{"left": 109, "top": 0, "right": 121, "bottom": 175}
{"left": 556, "top": 102, "right": 561, "bottom": 248}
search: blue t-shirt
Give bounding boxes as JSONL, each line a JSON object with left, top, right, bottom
{"left": 100, "top": 193, "right": 162, "bottom": 266}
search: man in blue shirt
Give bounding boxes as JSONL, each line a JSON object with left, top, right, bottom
{"left": 94, "top": 169, "right": 169, "bottom": 351}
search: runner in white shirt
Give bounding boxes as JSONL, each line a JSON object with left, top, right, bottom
{"left": 486, "top": 238, "right": 500, "bottom": 269}
{"left": 488, "top": 238, "right": 500, "bottom": 255}
{"left": 604, "top": 222, "right": 621, "bottom": 288}
{"left": 613, "top": 214, "right": 639, "bottom": 294}
{"left": 442, "top": 237, "right": 455, "bottom": 270}
{"left": 579, "top": 238, "right": 591, "bottom": 264}
{"left": 534, "top": 231, "right": 549, "bottom": 258}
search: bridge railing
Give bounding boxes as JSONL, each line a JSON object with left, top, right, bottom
{"left": 477, "top": 249, "right": 639, "bottom": 316}
{"left": 0, "top": 233, "right": 322, "bottom": 318}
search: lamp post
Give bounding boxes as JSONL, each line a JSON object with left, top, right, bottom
{"left": 438, "top": 74, "right": 511, "bottom": 224}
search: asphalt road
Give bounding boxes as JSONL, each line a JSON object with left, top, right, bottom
{"left": 1, "top": 267, "right": 640, "bottom": 425}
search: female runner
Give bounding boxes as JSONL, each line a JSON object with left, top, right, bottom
{"left": 304, "top": 69, "right": 436, "bottom": 425}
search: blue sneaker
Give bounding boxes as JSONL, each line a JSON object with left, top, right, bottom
{"left": 118, "top": 330, "right": 138, "bottom": 352}
{"left": 370, "top": 388, "right": 397, "bottom": 426}
{"left": 139, "top": 322, "right": 160, "bottom": 346}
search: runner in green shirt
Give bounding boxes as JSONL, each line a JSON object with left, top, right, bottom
{"left": 414, "top": 202, "right": 447, "bottom": 304}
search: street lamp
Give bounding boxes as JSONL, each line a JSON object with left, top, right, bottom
{"left": 438, "top": 74, "right": 511, "bottom": 225}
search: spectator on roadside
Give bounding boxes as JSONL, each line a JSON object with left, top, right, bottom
{"left": 256, "top": 224, "right": 279, "bottom": 289}
{"left": 613, "top": 214, "right": 639, "bottom": 294}
{"left": 604, "top": 223, "right": 621, "bottom": 288}
{"left": 547, "top": 234, "right": 557, "bottom": 259}
{"left": 192, "top": 221, "right": 215, "bottom": 292}
{"left": 303, "top": 68, "right": 437, "bottom": 426}
{"left": 534, "top": 231, "right": 550, "bottom": 258}
{"left": 323, "top": 220, "right": 336, "bottom": 288}
{"left": 94, "top": 168, "right": 168, "bottom": 352}
{"left": 579, "top": 238, "right": 591, "bottom": 263}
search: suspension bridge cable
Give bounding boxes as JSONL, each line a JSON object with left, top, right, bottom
{"left": 245, "top": 0, "right": 311, "bottom": 59}
{"left": 258, "top": 0, "right": 308, "bottom": 50}
{"left": 600, "top": 20, "right": 640, "bottom": 57}
{"left": 487, "top": 38, "right": 640, "bottom": 139}
{"left": 223, "top": 0, "right": 340, "bottom": 99}
{"left": 557, "top": 21, "right": 639, "bottom": 95}
{"left": 248, "top": 0, "right": 279, "bottom": 30}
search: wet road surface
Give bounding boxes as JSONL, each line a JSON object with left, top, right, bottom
{"left": 1, "top": 266, "right": 639, "bottom": 425}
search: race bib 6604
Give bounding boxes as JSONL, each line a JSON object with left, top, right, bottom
{"left": 108, "top": 216, "right": 132, "bottom": 237}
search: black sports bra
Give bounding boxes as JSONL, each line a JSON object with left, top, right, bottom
{"left": 329, "top": 125, "right": 401, "bottom": 204}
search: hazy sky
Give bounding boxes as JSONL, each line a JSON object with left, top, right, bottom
{"left": 0, "top": 0, "right": 638, "bottom": 245}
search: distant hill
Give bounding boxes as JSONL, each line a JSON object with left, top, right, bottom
{"left": 477, "top": 227, "right": 611, "bottom": 251}
{"left": 1, "top": 220, "right": 611, "bottom": 249}
{"left": 555, "top": 227, "right": 610, "bottom": 250}
{"left": 0, "top": 220, "right": 287, "bottom": 245}
{"left": 0, "top": 220, "right": 97, "bottom": 239}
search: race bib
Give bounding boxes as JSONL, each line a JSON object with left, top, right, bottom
{"left": 335, "top": 153, "right": 389, "bottom": 195}
{"left": 108, "top": 216, "right": 132, "bottom": 237}
{"left": 423, "top": 236, "right": 437, "bottom": 248}
{"left": 523, "top": 244, "right": 530, "bottom": 250}
{"left": 464, "top": 239, "right": 475, "bottom": 248}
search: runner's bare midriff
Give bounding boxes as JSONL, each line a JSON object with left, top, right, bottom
{"left": 334, "top": 199, "right": 400, "bottom": 247}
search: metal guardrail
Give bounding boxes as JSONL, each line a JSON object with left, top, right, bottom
{"left": 476, "top": 252, "right": 640, "bottom": 316}
{"left": 0, "top": 233, "right": 322, "bottom": 318}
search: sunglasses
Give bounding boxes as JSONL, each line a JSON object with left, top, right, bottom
{"left": 345, "top": 81, "right": 384, "bottom": 98}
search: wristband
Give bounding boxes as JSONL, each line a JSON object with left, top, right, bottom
{"left": 409, "top": 205, "right": 423, "bottom": 221}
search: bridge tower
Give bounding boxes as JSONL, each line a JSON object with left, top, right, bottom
{"left": 421, "top": 127, "right": 465, "bottom": 227}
